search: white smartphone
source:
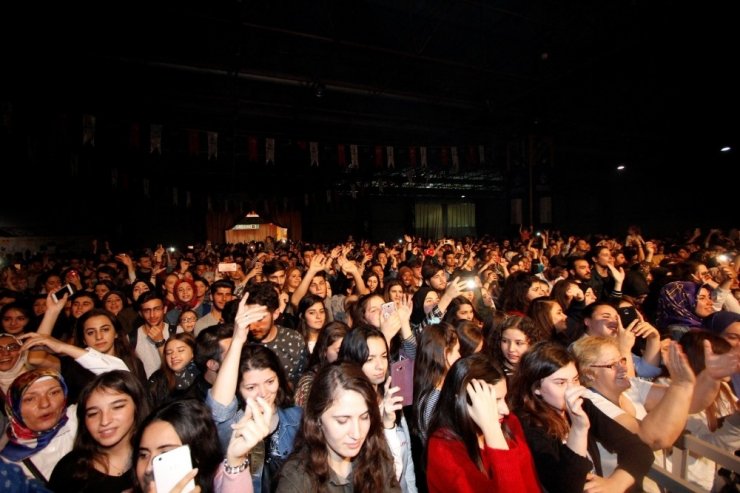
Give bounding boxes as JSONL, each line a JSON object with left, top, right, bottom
{"left": 153, "top": 444, "right": 194, "bottom": 493}
{"left": 218, "top": 262, "right": 238, "bottom": 273}
{"left": 52, "top": 284, "right": 74, "bottom": 303}
{"left": 381, "top": 301, "right": 396, "bottom": 320}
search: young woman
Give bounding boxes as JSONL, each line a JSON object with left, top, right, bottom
{"left": 339, "top": 325, "right": 417, "bottom": 493}
{"left": 48, "top": 371, "right": 151, "bottom": 492}
{"left": 164, "top": 279, "right": 201, "bottom": 326}
{"left": 76, "top": 309, "right": 147, "bottom": 383}
{"left": 101, "top": 290, "right": 138, "bottom": 339}
{"left": 294, "top": 321, "right": 350, "bottom": 408}
{"left": 527, "top": 297, "right": 568, "bottom": 341}
{"left": 207, "top": 294, "right": 301, "bottom": 493}
{"left": 1, "top": 302, "right": 33, "bottom": 336}
{"left": 147, "top": 333, "right": 199, "bottom": 408}
{"left": 441, "top": 296, "right": 481, "bottom": 327}
{"left": 426, "top": 354, "right": 541, "bottom": 492}
{"left": 133, "top": 398, "right": 259, "bottom": 493}
{"left": 454, "top": 321, "right": 484, "bottom": 357}
{"left": 488, "top": 315, "right": 542, "bottom": 384}
{"left": 384, "top": 279, "right": 405, "bottom": 305}
{"left": 656, "top": 280, "right": 715, "bottom": 339}
{"left": 277, "top": 363, "right": 401, "bottom": 492}
{"left": 296, "top": 294, "right": 327, "bottom": 354}
{"left": 508, "top": 341, "right": 653, "bottom": 493}
{"left": 351, "top": 293, "right": 416, "bottom": 360}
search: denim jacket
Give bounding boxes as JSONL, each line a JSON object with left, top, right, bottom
{"left": 206, "top": 391, "right": 302, "bottom": 492}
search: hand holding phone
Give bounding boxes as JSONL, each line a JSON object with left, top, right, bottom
{"left": 153, "top": 444, "right": 195, "bottom": 493}
{"left": 218, "top": 262, "right": 238, "bottom": 273}
{"left": 381, "top": 302, "right": 397, "bottom": 321}
{"left": 52, "top": 284, "right": 74, "bottom": 303}
{"left": 618, "top": 306, "right": 639, "bottom": 327}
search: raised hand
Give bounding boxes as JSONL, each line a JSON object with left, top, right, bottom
{"left": 381, "top": 376, "right": 403, "bottom": 429}
{"left": 233, "top": 293, "right": 269, "bottom": 342}
{"left": 662, "top": 341, "right": 696, "bottom": 387}
{"left": 227, "top": 396, "right": 273, "bottom": 462}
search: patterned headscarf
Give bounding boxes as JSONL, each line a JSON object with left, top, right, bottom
{"left": 656, "top": 281, "right": 706, "bottom": 330}
{"left": 1, "top": 369, "right": 69, "bottom": 461}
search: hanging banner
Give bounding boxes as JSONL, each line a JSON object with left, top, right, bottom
{"left": 248, "top": 136, "right": 259, "bottom": 162}
{"left": 451, "top": 146, "right": 459, "bottom": 173}
{"left": 266, "top": 138, "right": 275, "bottom": 165}
{"left": 150, "top": 124, "right": 162, "bottom": 154}
{"left": 82, "top": 114, "right": 95, "bottom": 146}
{"left": 374, "top": 145, "right": 383, "bottom": 168}
{"left": 409, "top": 146, "right": 417, "bottom": 168}
{"left": 337, "top": 144, "right": 346, "bottom": 167}
{"left": 207, "top": 131, "right": 218, "bottom": 160}
{"left": 386, "top": 146, "right": 395, "bottom": 168}
{"left": 349, "top": 144, "right": 359, "bottom": 169}
{"left": 310, "top": 141, "right": 319, "bottom": 167}
{"left": 187, "top": 130, "right": 200, "bottom": 156}
{"left": 420, "top": 146, "right": 428, "bottom": 168}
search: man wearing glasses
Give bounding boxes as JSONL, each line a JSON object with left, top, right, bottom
{"left": 134, "top": 291, "right": 169, "bottom": 378}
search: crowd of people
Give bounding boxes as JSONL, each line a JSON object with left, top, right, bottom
{"left": 0, "top": 225, "right": 739, "bottom": 492}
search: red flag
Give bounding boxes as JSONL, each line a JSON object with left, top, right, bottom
{"left": 337, "top": 144, "right": 346, "bottom": 167}
{"left": 374, "top": 145, "right": 383, "bottom": 168}
{"left": 440, "top": 147, "right": 449, "bottom": 167}
{"left": 187, "top": 130, "right": 200, "bottom": 156}
{"left": 409, "top": 146, "right": 417, "bottom": 168}
{"left": 248, "top": 136, "right": 258, "bottom": 162}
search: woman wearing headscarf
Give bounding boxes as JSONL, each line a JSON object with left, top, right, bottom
{"left": 656, "top": 281, "right": 715, "bottom": 340}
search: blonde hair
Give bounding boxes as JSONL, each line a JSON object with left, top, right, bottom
{"left": 570, "top": 336, "right": 619, "bottom": 387}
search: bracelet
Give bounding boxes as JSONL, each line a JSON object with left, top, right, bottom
{"left": 223, "top": 457, "right": 250, "bottom": 475}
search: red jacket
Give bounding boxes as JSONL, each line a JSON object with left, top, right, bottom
{"left": 427, "top": 413, "right": 542, "bottom": 493}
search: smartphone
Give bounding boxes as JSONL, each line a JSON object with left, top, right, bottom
{"left": 153, "top": 444, "right": 194, "bottom": 493}
{"left": 52, "top": 284, "right": 74, "bottom": 302}
{"left": 218, "top": 262, "right": 238, "bottom": 273}
{"left": 618, "top": 306, "right": 639, "bottom": 327}
{"left": 391, "top": 359, "right": 414, "bottom": 407}
{"left": 381, "top": 302, "right": 396, "bottom": 320}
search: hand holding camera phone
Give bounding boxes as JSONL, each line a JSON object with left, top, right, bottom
{"left": 381, "top": 302, "right": 397, "bottom": 321}
{"left": 153, "top": 444, "right": 195, "bottom": 493}
{"left": 618, "top": 306, "right": 639, "bottom": 327}
{"left": 52, "top": 284, "right": 74, "bottom": 303}
{"left": 218, "top": 262, "right": 238, "bottom": 273}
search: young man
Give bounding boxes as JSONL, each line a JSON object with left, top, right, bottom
{"left": 194, "top": 280, "right": 235, "bottom": 335}
{"left": 134, "top": 291, "right": 171, "bottom": 378}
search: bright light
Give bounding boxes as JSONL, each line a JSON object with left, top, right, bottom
{"left": 461, "top": 195, "right": 466, "bottom": 198}
{"left": 616, "top": 165, "right": 625, "bottom": 170}
{"left": 721, "top": 146, "right": 731, "bottom": 152}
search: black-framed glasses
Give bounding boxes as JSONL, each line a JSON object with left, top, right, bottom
{"left": 589, "top": 357, "right": 627, "bottom": 370}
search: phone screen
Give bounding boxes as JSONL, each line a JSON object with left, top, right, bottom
{"left": 618, "top": 306, "right": 639, "bottom": 327}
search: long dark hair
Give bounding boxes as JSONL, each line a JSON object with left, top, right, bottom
{"left": 236, "top": 344, "right": 293, "bottom": 408}
{"left": 508, "top": 341, "right": 574, "bottom": 441}
{"left": 73, "top": 371, "right": 151, "bottom": 482}
{"left": 289, "top": 363, "right": 398, "bottom": 492}
{"left": 133, "top": 399, "right": 221, "bottom": 493}
{"left": 427, "top": 354, "right": 509, "bottom": 473}
{"left": 76, "top": 309, "right": 145, "bottom": 382}
{"left": 297, "top": 294, "right": 327, "bottom": 345}
{"left": 412, "top": 323, "right": 458, "bottom": 436}
{"left": 306, "top": 321, "right": 349, "bottom": 371}
{"left": 162, "top": 332, "right": 197, "bottom": 391}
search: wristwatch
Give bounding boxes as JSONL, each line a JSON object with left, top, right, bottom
{"left": 150, "top": 338, "right": 165, "bottom": 348}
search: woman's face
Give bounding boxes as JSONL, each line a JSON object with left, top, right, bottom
{"left": 287, "top": 269, "right": 302, "bottom": 290}
{"left": 83, "top": 315, "right": 117, "bottom": 355}
{"left": 32, "top": 298, "right": 47, "bottom": 317}
{"left": 2, "top": 308, "right": 29, "bottom": 335}
{"left": 132, "top": 282, "right": 150, "bottom": 301}
{"left": 363, "top": 296, "right": 384, "bottom": 328}
{"left": 362, "top": 337, "right": 388, "bottom": 386}
{"left": 84, "top": 388, "right": 136, "bottom": 449}
{"left": 325, "top": 338, "right": 343, "bottom": 364}
{"left": 423, "top": 291, "right": 440, "bottom": 314}
{"left": 104, "top": 294, "right": 124, "bottom": 315}
{"left": 694, "top": 287, "right": 715, "bottom": 318}
{"left": 44, "top": 275, "right": 62, "bottom": 294}
{"left": 193, "top": 280, "right": 207, "bottom": 299}
{"left": 388, "top": 285, "right": 404, "bottom": 303}
{"left": 0, "top": 335, "right": 22, "bottom": 371}
{"left": 165, "top": 340, "right": 194, "bottom": 373}
{"left": 94, "top": 284, "right": 110, "bottom": 300}
{"left": 136, "top": 420, "right": 183, "bottom": 491}
{"left": 179, "top": 312, "right": 197, "bottom": 333}
{"left": 20, "top": 378, "right": 66, "bottom": 432}
{"left": 455, "top": 303, "right": 474, "bottom": 321}
{"left": 366, "top": 276, "right": 379, "bottom": 293}
{"left": 176, "top": 283, "right": 194, "bottom": 303}
{"left": 164, "top": 275, "right": 179, "bottom": 295}
{"left": 320, "top": 388, "right": 370, "bottom": 464}
{"left": 537, "top": 362, "right": 580, "bottom": 412}
{"left": 548, "top": 303, "right": 568, "bottom": 331}
{"left": 72, "top": 295, "right": 96, "bottom": 320}
{"left": 239, "top": 368, "right": 279, "bottom": 409}
{"left": 527, "top": 282, "right": 549, "bottom": 301}
{"left": 500, "top": 328, "right": 530, "bottom": 366}
{"left": 589, "top": 344, "right": 630, "bottom": 396}
{"left": 304, "top": 302, "right": 326, "bottom": 331}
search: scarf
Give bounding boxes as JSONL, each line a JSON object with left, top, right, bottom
{"left": 1, "top": 369, "right": 69, "bottom": 461}
{"left": 174, "top": 361, "right": 199, "bottom": 390}
{"left": 656, "top": 280, "right": 705, "bottom": 330}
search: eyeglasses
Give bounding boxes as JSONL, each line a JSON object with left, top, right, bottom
{"left": 180, "top": 317, "right": 197, "bottom": 323}
{"left": 0, "top": 343, "right": 22, "bottom": 353}
{"left": 589, "top": 357, "right": 627, "bottom": 370}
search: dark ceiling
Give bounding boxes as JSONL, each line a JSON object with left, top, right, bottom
{"left": 2, "top": 0, "right": 738, "bottom": 239}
